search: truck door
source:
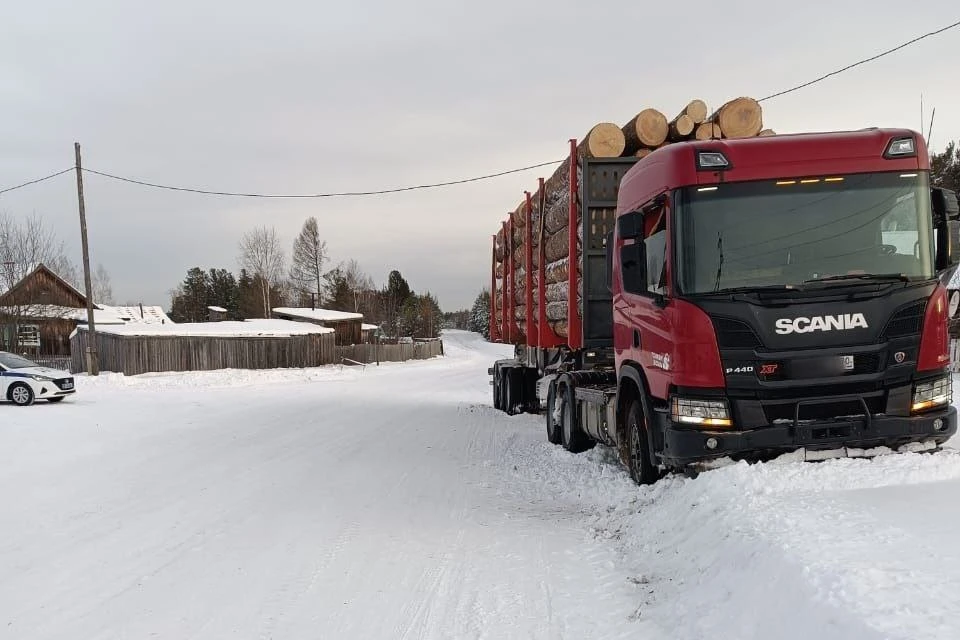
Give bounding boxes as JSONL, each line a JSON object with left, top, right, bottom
{"left": 613, "top": 196, "right": 674, "bottom": 402}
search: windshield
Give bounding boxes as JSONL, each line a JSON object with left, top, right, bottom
{"left": 0, "top": 352, "right": 39, "bottom": 369}
{"left": 675, "top": 171, "right": 934, "bottom": 294}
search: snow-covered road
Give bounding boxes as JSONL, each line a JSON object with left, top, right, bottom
{"left": 3, "top": 330, "right": 960, "bottom": 639}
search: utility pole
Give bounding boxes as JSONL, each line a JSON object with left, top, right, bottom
{"left": 75, "top": 142, "right": 99, "bottom": 376}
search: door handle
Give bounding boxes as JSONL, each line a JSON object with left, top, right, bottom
{"left": 633, "top": 330, "right": 641, "bottom": 348}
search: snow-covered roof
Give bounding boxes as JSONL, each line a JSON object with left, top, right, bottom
{"left": 0, "top": 305, "right": 129, "bottom": 324}
{"left": 98, "top": 305, "right": 172, "bottom": 324}
{"left": 361, "top": 323, "right": 378, "bottom": 331}
{"left": 273, "top": 307, "right": 363, "bottom": 322}
{"left": 79, "top": 319, "right": 334, "bottom": 338}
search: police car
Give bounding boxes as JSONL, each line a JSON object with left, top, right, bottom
{"left": 0, "top": 351, "right": 75, "bottom": 406}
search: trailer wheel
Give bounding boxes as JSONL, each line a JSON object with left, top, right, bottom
{"left": 545, "top": 381, "right": 561, "bottom": 444}
{"left": 559, "top": 383, "right": 593, "bottom": 454}
{"left": 503, "top": 369, "right": 518, "bottom": 416}
{"left": 625, "top": 398, "right": 658, "bottom": 485}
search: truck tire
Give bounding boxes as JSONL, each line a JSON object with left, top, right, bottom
{"left": 625, "top": 398, "right": 659, "bottom": 485}
{"left": 559, "top": 383, "right": 593, "bottom": 453}
{"left": 503, "top": 368, "right": 519, "bottom": 416}
{"left": 493, "top": 368, "right": 502, "bottom": 410}
{"left": 545, "top": 381, "right": 562, "bottom": 444}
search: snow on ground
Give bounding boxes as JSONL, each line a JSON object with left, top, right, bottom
{"left": 3, "top": 330, "right": 960, "bottom": 639}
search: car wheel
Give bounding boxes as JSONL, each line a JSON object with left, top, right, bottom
{"left": 9, "top": 383, "right": 35, "bottom": 406}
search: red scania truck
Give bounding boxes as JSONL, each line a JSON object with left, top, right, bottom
{"left": 488, "top": 128, "right": 960, "bottom": 483}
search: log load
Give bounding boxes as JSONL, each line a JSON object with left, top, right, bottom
{"left": 492, "top": 95, "right": 774, "bottom": 342}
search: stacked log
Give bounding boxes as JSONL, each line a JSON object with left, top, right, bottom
{"left": 492, "top": 95, "right": 769, "bottom": 340}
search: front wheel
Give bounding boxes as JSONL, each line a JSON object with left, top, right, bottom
{"left": 9, "top": 383, "right": 35, "bottom": 407}
{"left": 625, "top": 399, "right": 659, "bottom": 485}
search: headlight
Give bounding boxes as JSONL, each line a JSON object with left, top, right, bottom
{"left": 912, "top": 376, "right": 952, "bottom": 413}
{"left": 28, "top": 375, "right": 54, "bottom": 382}
{"left": 671, "top": 397, "right": 732, "bottom": 427}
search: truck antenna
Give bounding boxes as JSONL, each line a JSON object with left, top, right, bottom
{"left": 927, "top": 107, "right": 936, "bottom": 150}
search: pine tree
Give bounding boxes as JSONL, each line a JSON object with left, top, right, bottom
{"left": 470, "top": 288, "right": 491, "bottom": 339}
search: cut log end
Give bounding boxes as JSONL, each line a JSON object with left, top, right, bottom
{"left": 669, "top": 113, "right": 695, "bottom": 140}
{"left": 585, "top": 122, "right": 627, "bottom": 158}
{"left": 685, "top": 99, "right": 708, "bottom": 124}
{"left": 695, "top": 122, "right": 722, "bottom": 140}
{"left": 758, "top": 128, "right": 776, "bottom": 137}
{"left": 635, "top": 148, "right": 654, "bottom": 158}
{"left": 636, "top": 108, "right": 669, "bottom": 147}
{"left": 712, "top": 96, "right": 763, "bottom": 138}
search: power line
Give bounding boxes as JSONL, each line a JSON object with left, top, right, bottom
{"left": 759, "top": 18, "right": 960, "bottom": 102}
{"left": 82, "top": 160, "right": 564, "bottom": 198}
{"left": 0, "top": 167, "right": 73, "bottom": 196}
{"left": 3, "top": 19, "right": 957, "bottom": 200}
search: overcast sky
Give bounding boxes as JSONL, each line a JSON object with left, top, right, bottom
{"left": 1, "top": 1, "right": 958, "bottom": 312}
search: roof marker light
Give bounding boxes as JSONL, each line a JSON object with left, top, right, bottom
{"left": 697, "top": 186, "right": 718, "bottom": 192}
{"left": 697, "top": 151, "right": 730, "bottom": 169}
{"left": 885, "top": 137, "right": 916, "bottom": 158}
{"left": 776, "top": 180, "right": 796, "bottom": 186}
{"left": 825, "top": 177, "right": 844, "bottom": 182}
{"left": 800, "top": 178, "right": 821, "bottom": 184}
{"left": 900, "top": 173, "right": 919, "bottom": 178}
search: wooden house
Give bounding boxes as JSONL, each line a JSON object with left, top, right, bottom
{"left": 272, "top": 307, "right": 364, "bottom": 345}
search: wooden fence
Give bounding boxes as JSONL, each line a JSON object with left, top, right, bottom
{"left": 70, "top": 328, "right": 337, "bottom": 376}
{"left": 69, "top": 328, "right": 443, "bottom": 375}
{"left": 335, "top": 340, "right": 443, "bottom": 365}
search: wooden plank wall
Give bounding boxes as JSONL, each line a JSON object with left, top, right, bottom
{"left": 335, "top": 341, "right": 443, "bottom": 365}
{"left": 69, "top": 329, "right": 441, "bottom": 375}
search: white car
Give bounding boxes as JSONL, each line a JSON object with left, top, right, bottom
{"left": 0, "top": 351, "right": 76, "bottom": 406}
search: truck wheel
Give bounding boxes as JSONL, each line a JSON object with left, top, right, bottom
{"left": 625, "top": 399, "right": 659, "bottom": 485}
{"left": 545, "top": 382, "right": 562, "bottom": 444}
{"left": 493, "top": 368, "right": 502, "bottom": 410}
{"left": 503, "top": 369, "right": 517, "bottom": 416}
{"left": 559, "top": 383, "right": 593, "bottom": 454}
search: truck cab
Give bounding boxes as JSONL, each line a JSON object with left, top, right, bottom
{"left": 610, "top": 128, "right": 960, "bottom": 481}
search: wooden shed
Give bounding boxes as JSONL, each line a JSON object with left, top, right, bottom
{"left": 272, "top": 307, "right": 365, "bottom": 345}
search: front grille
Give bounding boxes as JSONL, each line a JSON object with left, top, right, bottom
{"left": 714, "top": 317, "right": 763, "bottom": 350}
{"left": 762, "top": 396, "right": 883, "bottom": 423}
{"left": 880, "top": 300, "right": 926, "bottom": 340}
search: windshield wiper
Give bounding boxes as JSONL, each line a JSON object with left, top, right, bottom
{"left": 802, "top": 273, "right": 910, "bottom": 285}
{"left": 698, "top": 284, "right": 799, "bottom": 296}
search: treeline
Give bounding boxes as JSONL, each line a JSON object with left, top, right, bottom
{"left": 168, "top": 217, "right": 443, "bottom": 338}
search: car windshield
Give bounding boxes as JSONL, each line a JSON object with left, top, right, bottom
{"left": 0, "top": 352, "right": 39, "bottom": 369}
{"left": 674, "top": 171, "right": 935, "bottom": 294}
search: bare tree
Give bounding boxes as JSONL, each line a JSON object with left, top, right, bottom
{"left": 342, "top": 259, "right": 374, "bottom": 313}
{"left": 93, "top": 263, "right": 114, "bottom": 305}
{"left": 238, "top": 225, "right": 285, "bottom": 318}
{"left": 290, "top": 217, "right": 327, "bottom": 307}
{"left": 0, "top": 211, "right": 81, "bottom": 352}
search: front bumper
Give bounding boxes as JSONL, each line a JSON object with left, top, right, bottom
{"left": 659, "top": 404, "right": 957, "bottom": 467}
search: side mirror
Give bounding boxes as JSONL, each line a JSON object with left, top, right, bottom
{"left": 617, "top": 213, "right": 641, "bottom": 240}
{"left": 947, "top": 220, "right": 960, "bottom": 268}
{"left": 932, "top": 187, "right": 960, "bottom": 224}
{"left": 621, "top": 240, "right": 647, "bottom": 294}
{"left": 933, "top": 188, "right": 960, "bottom": 270}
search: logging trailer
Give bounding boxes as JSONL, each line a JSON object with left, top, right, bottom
{"left": 488, "top": 127, "right": 960, "bottom": 483}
